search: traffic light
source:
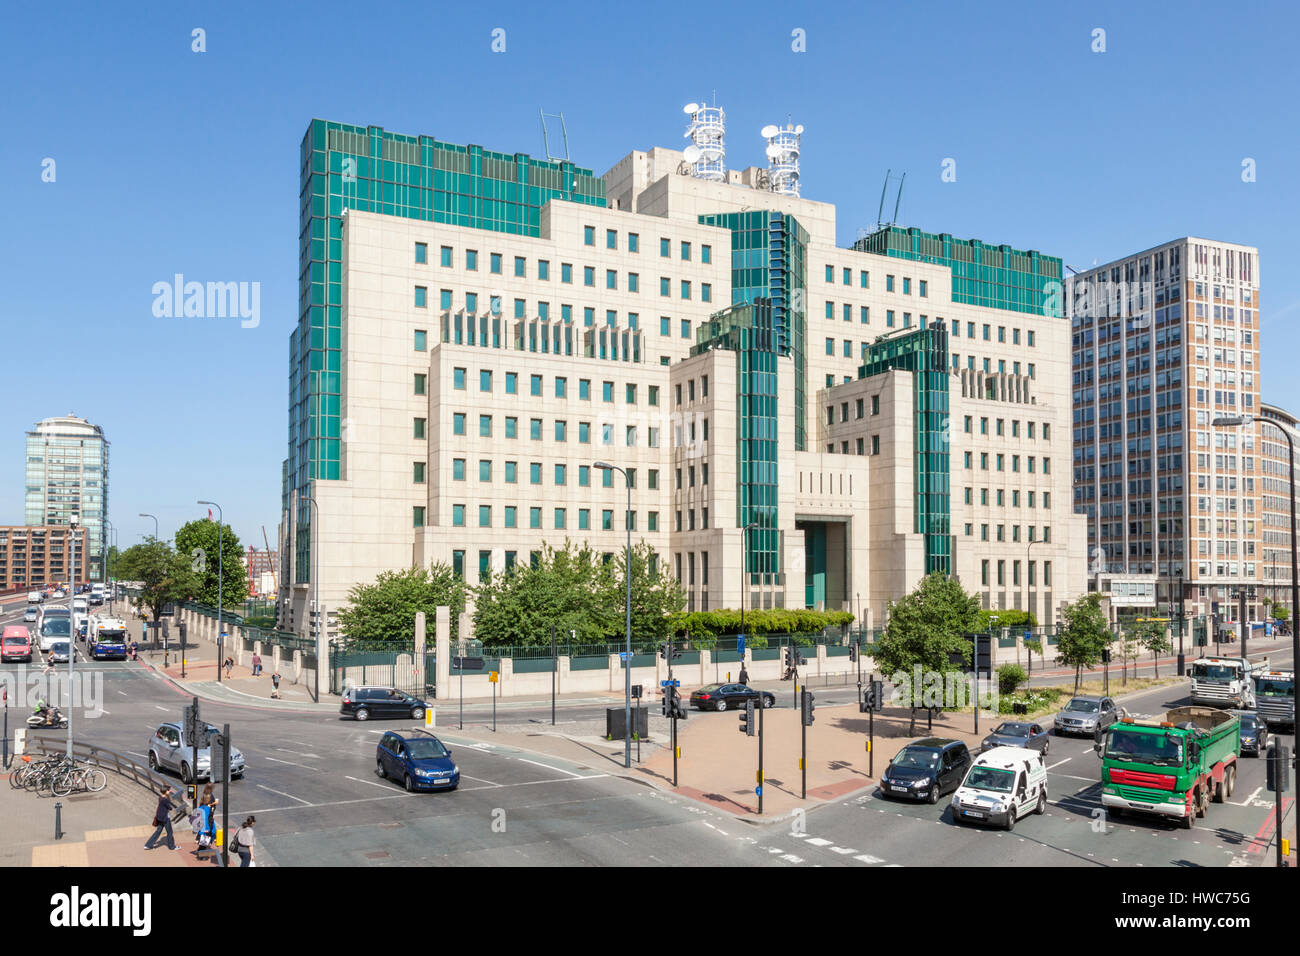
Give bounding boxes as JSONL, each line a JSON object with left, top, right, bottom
{"left": 801, "top": 689, "right": 816, "bottom": 726}
{"left": 1101, "top": 647, "right": 1111, "bottom": 663}
{"left": 661, "top": 693, "right": 670, "bottom": 717}
{"left": 670, "top": 688, "right": 688, "bottom": 721}
{"left": 1267, "top": 744, "right": 1291, "bottom": 792}
{"left": 859, "top": 683, "right": 873, "bottom": 713}
{"left": 782, "top": 647, "right": 791, "bottom": 668}
{"left": 738, "top": 700, "right": 755, "bottom": 736}
{"left": 848, "top": 645, "right": 858, "bottom": 663}
{"left": 659, "top": 642, "right": 668, "bottom": 660}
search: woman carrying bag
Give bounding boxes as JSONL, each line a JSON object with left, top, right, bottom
{"left": 229, "top": 816, "right": 256, "bottom": 867}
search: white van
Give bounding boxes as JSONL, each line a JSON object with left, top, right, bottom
{"left": 26, "top": 591, "right": 42, "bottom": 604}
{"left": 950, "top": 746, "right": 1048, "bottom": 831}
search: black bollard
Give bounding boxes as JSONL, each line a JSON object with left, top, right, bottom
{"left": 54, "top": 801, "right": 64, "bottom": 840}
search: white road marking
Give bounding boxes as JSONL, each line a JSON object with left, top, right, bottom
{"left": 460, "top": 774, "right": 503, "bottom": 787}
{"left": 274, "top": 747, "right": 321, "bottom": 758}
{"left": 1230, "top": 786, "right": 1263, "bottom": 807}
{"left": 514, "top": 757, "right": 586, "bottom": 778}
{"left": 264, "top": 755, "right": 320, "bottom": 772}
{"left": 255, "top": 783, "right": 311, "bottom": 805}
{"left": 1049, "top": 772, "right": 1098, "bottom": 783}
{"left": 117, "top": 690, "right": 127, "bottom": 696}
{"left": 830, "top": 846, "right": 855, "bottom": 855}
{"left": 855, "top": 854, "right": 884, "bottom": 864}
{"left": 344, "top": 775, "right": 394, "bottom": 791}
{"left": 805, "top": 837, "right": 832, "bottom": 846}
{"left": 1045, "top": 758, "right": 1072, "bottom": 771}
{"left": 126, "top": 751, "right": 148, "bottom": 758}
{"left": 780, "top": 854, "right": 803, "bottom": 863}
{"left": 154, "top": 705, "right": 168, "bottom": 711}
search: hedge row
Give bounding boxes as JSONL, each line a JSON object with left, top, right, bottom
{"left": 672, "top": 608, "right": 854, "bottom": 639}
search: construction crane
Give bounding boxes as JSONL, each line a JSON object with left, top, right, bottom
{"left": 262, "top": 524, "right": 278, "bottom": 595}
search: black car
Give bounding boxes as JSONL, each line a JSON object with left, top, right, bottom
{"left": 341, "top": 685, "right": 429, "bottom": 721}
{"left": 689, "top": 683, "right": 776, "bottom": 712}
{"left": 1238, "top": 712, "right": 1269, "bottom": 756}
{"left": 879, "top": 738, "right": 972, "bottom": 804}
{"left": 981, "top": 721, "right": 1051, "bottom": 755}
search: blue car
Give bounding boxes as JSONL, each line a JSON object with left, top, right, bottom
{"left": 376, "top": 730, "right": 460, "bottom": 793}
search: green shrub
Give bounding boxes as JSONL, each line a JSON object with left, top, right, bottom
{"left": 996, "top": 663, "right": 1027, "bottom": 696}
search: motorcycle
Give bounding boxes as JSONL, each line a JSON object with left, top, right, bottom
{"left": 28, "top": 709, "right": 68, "bottom": 730}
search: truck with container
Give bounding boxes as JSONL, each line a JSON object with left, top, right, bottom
{"left": 1188, "top": 655, "right": 1268, "bottom": 709}
{"left": 1098, "top": 706, "right": 1240, "bottom": 829}
{"left": 1253, "top": 669, "right": 1295, "bottom": 731}
{"left": 88, "top": 616, "right": 129, "bottom": 661}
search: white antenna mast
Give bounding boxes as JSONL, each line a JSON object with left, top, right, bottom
{"left": 762, "top": 120, "right": 801, "bottom": 196}
{"left": 683, "top": 100, "right": 726, "bottom": 181}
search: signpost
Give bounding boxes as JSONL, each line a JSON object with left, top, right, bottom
{"left": 183, "top": 697, "right": 201, "bottom": 798}
{"left": 489, "top": 670, "right": 499, "bottom": 732}
{"left": 211, "top": 723, "right": 231, "bottom": 867}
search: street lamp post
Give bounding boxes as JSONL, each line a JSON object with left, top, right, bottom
{"left": 139, "top": 513, "right": 158, "bottom": 542}
{"left": 306, "top": 495, "right": 321, "bottom": 703}
{"left": 1214, "top": 414, "right": 1299, "bottom": 838}
{"left": 595, "top": 462, "right": 632, "bottom": 769}
{"left": 197, "top": 501, "right": 223, "bottom": 684}
{"left": 739, "top": 522, "right": 758, "bottom": 681}
{"left": 66, "top": 514, "right": 78, "bottom": 758}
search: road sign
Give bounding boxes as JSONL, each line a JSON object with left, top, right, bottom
{"left": 660, "top": 679, "right": 680, "bottom": 688}
{"left": 631, "top": 684, "right": 643, "bottom": 699}
{"left": 488, "top": 671, "right": 499, "bottom": 684}
{"left": 755, "top": 786, "right": 762, "bottom": 796}
{"left": 737, "top": 634, "right": 746, "bottom": 657}
{"left": 619, "top": 652, "right": 631, "bottom": 662}
{"left": 453, "top": 656, "right": 485, "bottom": 670}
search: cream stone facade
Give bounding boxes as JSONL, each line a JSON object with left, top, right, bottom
{"left": 281, "top": 127, "right": 1085, "bottom": 637}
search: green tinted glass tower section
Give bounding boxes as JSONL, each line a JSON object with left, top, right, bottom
{"left": 860, "top": 325, "right": 952, "bottom": 574}
{"left": 854, "top": 226, "right": 1063, "bottom": 317}
{"left": 693, "top": 303, "right": 781, "bottom": 583}
{"left": 696, "top": 210, "right": 807, "bottom": 451}
{"left": 288, "top": 120, "right": 606, "bottom": 582}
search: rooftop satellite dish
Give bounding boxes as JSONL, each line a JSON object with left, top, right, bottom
{"left": 760, "top": 124, "right": 779, "bottom": 139}
{"left": 684, "top": 103, "right": 700, "bottom": 115}
{"left": 794, "top": 124, "right": 804, "bottom": 135}
{"left": 683, "top": 144, "right": 702, "bottom": 164}
{"left": 765, "top": 143, "right": 781, "bottom": 159}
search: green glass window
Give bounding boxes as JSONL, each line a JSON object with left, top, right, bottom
{"left": 602, "top": 509, "right": 613, "bottom": 530}
{"left": 452, "top": 458, "right": 465, "bottom": 481}
{"left": 629, "top": 233, "right": 639, "bottom": 253}
{"left": 660, "top": 316, "right": 670, "bottom": 336}
{"left": 680, "top": 319, "right": 690, "bottom": 339}
{"left": 530, "top": 462, "right": 541, "bottom": 484}
{"left": 505, "top": 416, "right": 517, "bottom": 439}
{"left": 702, "top": 283, "right": 712, "bottom": 303}
{"left": 579, "top": 464, "right": 590, "bottom": 486}
{"left": 606, "top": 229, "right": 617, "bottom": 249}
{"left": 554, "top": 508, "right": 566, "bottom": 529}
{"left": 529, "top": 507, "right": 542, "bottom": 529}
{"left": 449, "top": 414, "right": 461, "bottom": 436}
{"left": 479, "top": 415, "right": 492, "bottom": 437}
{"left": 681, "top": 241, "right": 691, "bottom": 261}
{"left": 514, "top": 256, "right": 526, "bottom": 277}
{"left": 505, "top": 506, "right": 517, "bottom": 528}
{"left": 452, "top": 551, "right": 464, "bottom": 578}
{"left": 584, "top": 225, "right": 595, "bottom": 246}
{"left": 414, "top": 461, "right": 426, "bottom": 483}
{"left": 413, "top": 506, "right": 425, "bottom": 528}
{"left": 584, "top": 266, "right": 595, "bottom": 287}
{"left": 681, "top": 280, "right": 691, "bottom": 300}
{"left": 479, "top": 369, "right": 492, "bottom": 392}
{"left": 490, "top": 252, "right": 502, "bottom": 274}
{"left": 660, "top": 237, "right": 670, "bottom": 257}
{"left": 579, "top": 379, "right": 591, "bottom": 400}
{"left": 602, "top": 467, "right": 613, "bottom": 488}
{"left": 505, "top": 461, "right": 517, "bottom": 483}
{"left": 607, "top": 270, "right": 617, "bottom": 290}
{"left": 475, "top": 459, "right": 491, "bottom": 482}
{"left": 660, "top": 277, "right": 670, "bottom": 297}
{"left": 466, "top": 250, "right": 477, "bottom": 271}
{"left": 538, "top": 260, "right": 550, "bottom": 280}
{"left": 555, "top": 420, "right": 567, "bottom": 442}
{"left": 505, "top": 372, "right": 517, "bottom": 394}
{"left": 440, "top": 246, "right": 452, "bottom": 267}
{"left": 530, "top": 418, "right": 541, "bottom": 440}
{"left": 702, "top": 244, "right": 711, "bottom": 264}
{"left": 530, "top": 374, "right": 542, "bottom": 396}
{"left": 452, "top": 504, "right": 465, "bottom": 527}
{"left": 440, "top": 289, "right": 452, "bottom": 310}
{"left": 578, "top": 509, "right": 590, "bottom": 530}
{"left": 561, "top": 263, "right": 573, "bottom": 283}
{"left": 414, "top": 287, "right": 428, "bottom": 308}
{"left": 579, "top": 422, "right": 590, "bottom": 443}
{"left": 453, "top": 367, "right": 466, "bottom": 389}
{"left": 414, "top": 373, "right": 426, "bottom": 395}
{"left": 825, "top": 265, "right": 834, "bottom": 283}
{"left": 478, "top": 505, "right": 491, "bottom": 527}
{"left": 555, "top": 377, "right": 567, "bottom": 399}
{"left": 555, "top": 463, "right": 567, "bottom": 485}
{"left": 628, "top": 273, "right": 639, "bottom": 293}
{"left": 415, "top": 242, "right": 427, "bottom": 264}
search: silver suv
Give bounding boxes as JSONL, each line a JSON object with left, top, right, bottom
{"left": 148, "top": 721, "right": 246, "bottom": 783}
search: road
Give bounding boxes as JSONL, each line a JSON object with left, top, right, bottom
{"left": 2, "top": 597, "right": 1293, "bottom": 867}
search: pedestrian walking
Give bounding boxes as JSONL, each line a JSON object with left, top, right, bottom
{"left": 129, "top": 640, "right": 139, "bottom": 661}
{"left": 229, "top": 816, "right": 256, "bottom": 867}
{"left": 223, "top": 657, "right": 234, "bottom": 679}
{"left": 42, "top": 651, "right": 56, "bottom": 675}
{"left": 739, "top": 663, "right": 750, "bottom": 686}
{"left": 270, "top": 671, "right": 282, "bottom": 699}
{"left": 251, "top": 652, "right": 262, "bottom": 677}
{"left": 144, "top": 786, "right": 179, "bottom": 851}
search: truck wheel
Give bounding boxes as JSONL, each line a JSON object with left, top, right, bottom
{"left": 1225, "top": 765, "right": 1236, "bottom": 798}
{"left": 1213, "top": 775, "right": 1226, "bottom": 804}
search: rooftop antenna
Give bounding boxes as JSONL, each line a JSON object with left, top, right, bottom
{"left": 761, "top": 120, "right": 802, "bottom": 197}
{"left": 683, "top": 100, "right": 726, "bottom": 181}
{"left": 539, "top": 109, "right": 570, "bottom": 163}
{"left": 874, "top": 169, "right": 906, "bottom": 231}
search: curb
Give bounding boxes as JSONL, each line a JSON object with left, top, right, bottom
{"left": 136, "top": 660, "right": 334, "bottom": 714}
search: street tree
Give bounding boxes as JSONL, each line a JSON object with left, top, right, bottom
{"left": 336, "top": 565, "right": 467, "bottom": 645}
{"left": 115, "top": 540, "right": 195, "bottom": 622}
{"left": 1131, "top": 618, "right": 1172, "bottom": 677}
{"left": 174, "top": 517, "right": 248, "bottom": 609}
{"left": 873, "top": 572, "right": 981, "bottom": 733}
{"left": 1057, "top": 592, "right": 1112, "bottom": 693}
{"left": 473, "top": 542, "right": 617, "bottom": 646}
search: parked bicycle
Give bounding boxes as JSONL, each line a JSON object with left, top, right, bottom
{"left": 11, "top": 753, "right": 107, "bottom": 795}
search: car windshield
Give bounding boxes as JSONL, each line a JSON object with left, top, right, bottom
{"left": 992, "top": 723, "right": 1030, "bottom": 737}
{"left": 1256, "top": 678, "right": 1294, "bottom": 697}
{"left": 51, "top": 642, "right": 68, "bottom": 653}
{"left": 1192, "top": 663, "right": 1238, "bottom": 681}
{"left": 1104, "top": 729, "right": 1184, "bottom": 766}
{"left": 892, "top": 748, "right": 940, "bottom": 770}
{"left": 1064, "top": 699, "right": 1098, "bottom": 713}
{"left": 1239, "top": 716, "right": 1259, "bottom": 730}
{"left": 964, "top": 766, "right": 1015, "bottom": 793}
{"left": 3, "top": 637, "right": 27, "bottom": 645}
{"left": 407, "top": 739, "right": 450, "bottom": 759}
{"left": 40, "top": 619, "right": 70, "bottom": 637}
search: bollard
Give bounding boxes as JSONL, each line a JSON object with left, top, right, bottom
{"left": 54, "top": 801, "right": 64, "bottom": 840}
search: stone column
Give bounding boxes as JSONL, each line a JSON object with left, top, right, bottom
{"left": 435, "top": 606, "right": 450, "bottom": 701}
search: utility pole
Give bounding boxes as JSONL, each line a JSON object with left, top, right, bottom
{"left": 550, "top": 624, "right": 557, "bottom": 726}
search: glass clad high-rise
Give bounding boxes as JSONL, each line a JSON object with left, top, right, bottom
{"left": 24, "top": 415, "right": 109, "bottom": 581}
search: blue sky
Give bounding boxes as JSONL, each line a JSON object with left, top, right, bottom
{"left": 2, "top": 0, "right": 1297, "bottom": 549}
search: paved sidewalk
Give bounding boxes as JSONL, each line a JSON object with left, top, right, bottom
{"left": 0, "top": 764, "right": 257, "bottom": 867}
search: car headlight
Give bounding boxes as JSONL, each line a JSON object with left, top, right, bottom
{"left": 911, "top": 779, "right": 929, "bottom": 788}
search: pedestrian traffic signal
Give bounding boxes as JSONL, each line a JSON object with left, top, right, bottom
{"left": 661, "top": 693, "right": 670, "bottom": 717}
{"left": 801, "top": 689, "right": 815, "bottom": 726}
{"left": 859, "top": 684, "right": 873, "bottom": 713}
{"left": 670, "top": 688, "right": 688, "bottom": 720}
{"left": 849, "top": 645, "right": 858, "bottom": 663}
{"left": 1267, "top": 744, "right": 1291, "bottom": 792}
{"left": 739, "top": 700, "right": 755, "bottom": 736}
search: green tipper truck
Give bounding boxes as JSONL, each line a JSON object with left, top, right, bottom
{"left": 1099, "top": 706, "right": 1240, "bottom": 829}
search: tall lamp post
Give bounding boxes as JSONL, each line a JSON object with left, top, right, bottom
{"left": 1214, "top": 414, "right": 1298, "bottom": 831}
{"left": 197, "top": 501, "right": 223, "bottom": 684}
{"left": 139, "top": 513, "right": 158, "bottom": 542}
{"left": 1026, "top": 537, "right": 1042, "bottom": 671}
{"left": 66, "top": 514, "right": 79, "bottom": 758}
{"left": 306, "top": 494, "right": 320, "bottom": 703}
{"left": 595, "top": 461, "right": 632, "bottom": 769}
{"left": 740, "top": 521, "right": 758, "bottom": 675}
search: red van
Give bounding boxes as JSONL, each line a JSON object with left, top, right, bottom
{"left": 2, "top": 625, "right": 33, "bottom": 663}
